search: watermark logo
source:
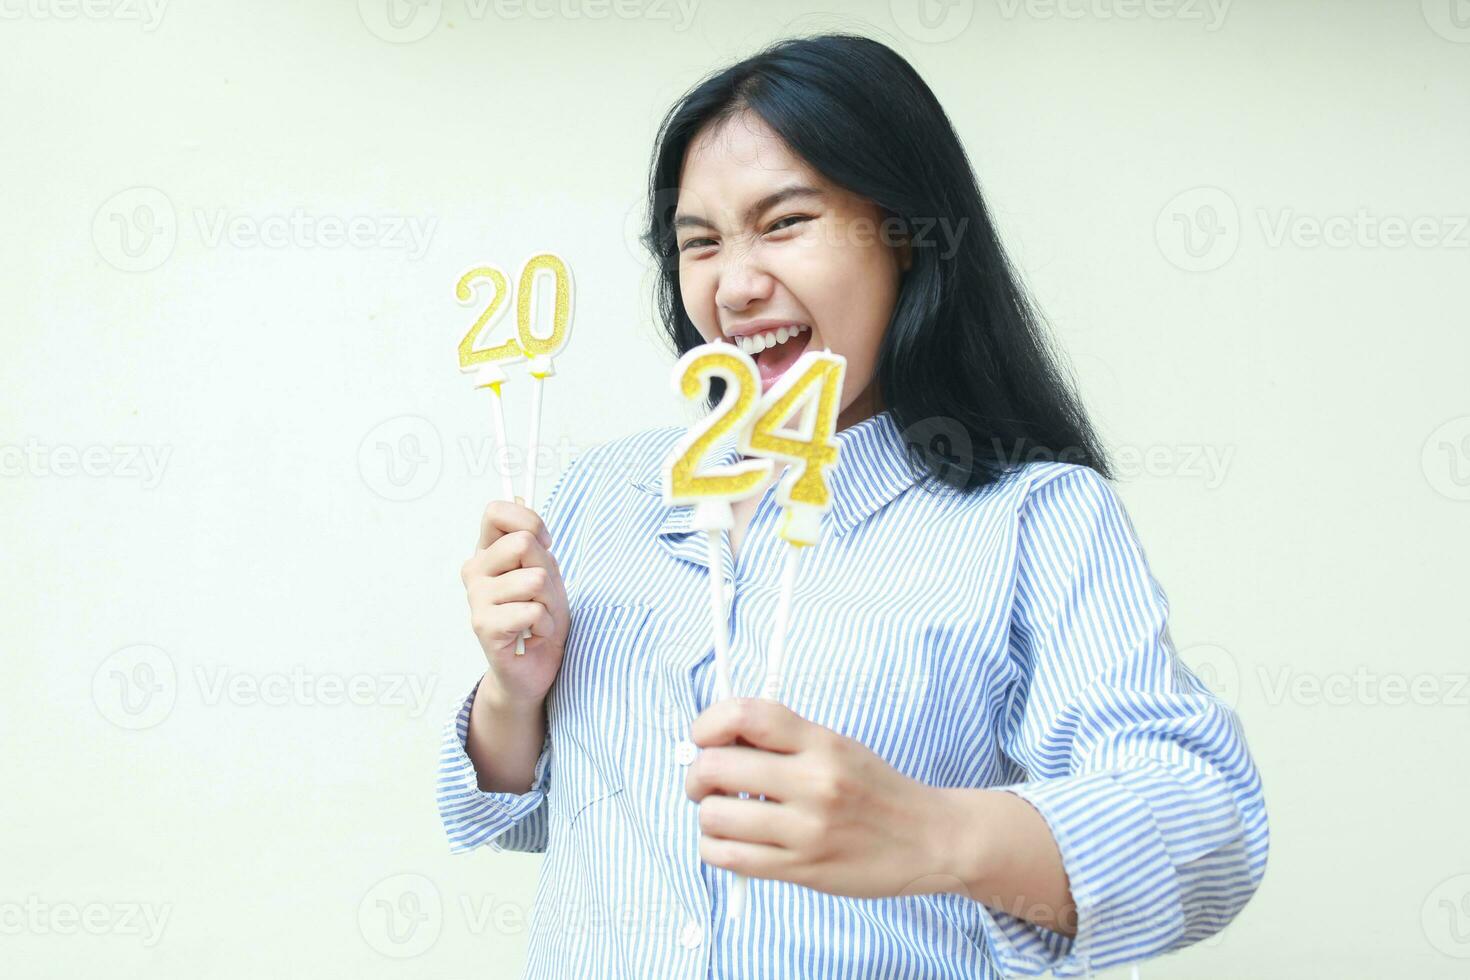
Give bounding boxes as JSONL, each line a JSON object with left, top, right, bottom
{"left": 1175, "top": 641, "right": 1240, "bottom": 709}
{"left": 900, "top": 415, "right": 976, "bottom": 488}
{"left": 1421, "top": 416, "right": 1470, "bottom": 501}
{"left": 891, "top": 0, "right": 975, "bottom": 43}
{"left": 1156, "top": 186, "right": 1240, "bottom": 272}
{"left": 359, "top": 415, "right": 444, "bottom": 502}
{"left": 622, "top": 186, "right": 686, "bottom": 272}
{"left": 92, "top": 644, "right": 178, "bottom": 730}
{"left": 359, "top": 874, "right": 442, "bottom": 958}
{"left": 93, "top": 187, "right": 437, "bottom": 271}
{"left": 93, "top": 186, "right": 177, "bottom": 273}
{"left": 622, "top": 651, "right": 687, "bottom": 736}
{"left": 358, "top": 0, "right": 443, "bottom": 42}
{"left": 1422, "top": 0, "right": 1470, "bottom": 43}
{"left": 1423, "top": 873, "right": 1470, "bottom": 958}
{"left": 92, "top": 646, "right": 439, "bottom": 727}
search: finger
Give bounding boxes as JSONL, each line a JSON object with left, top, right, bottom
{"left": 466, "top": 530, "right": 554, "bottom": 579}
{"left": 697, "top": 794, "right": 799, "bottom": 848}
{"left": 698, "top": 835, "right": 793, "bottom": 880}
{"left": 685, "top": 745, "right": 803, "bottom": 804}
{"left": 477, "top": 499, "right": 552, "bottom": 552}
{"left": 473, "top": 566, "right": 555, "bottom": 608}
{"left": 473, "top": 600, "right": 553, "bottom": 645}
{"left": 690, "top": 697, "right": 809, "bottom": 754}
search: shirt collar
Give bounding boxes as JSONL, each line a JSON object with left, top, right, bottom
{"left": 631, "top": 408, "right": 923, "bottom": 540}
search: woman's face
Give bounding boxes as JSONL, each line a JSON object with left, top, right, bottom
{"left": 674, "top": 110, "right": 909, "bottom": 431}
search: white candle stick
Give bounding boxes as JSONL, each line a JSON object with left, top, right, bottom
{"left": 662, "top": 342, "right": 776, "bottom": 923}
{"left": 760, "top": 545, "right": 802, "bottom": 702}
{"left": 524, "top": 370, "right": 546, "bottom": 509}
{"left": 486, "top": 379, "right": 516, "bottom": 504}
{"left": 728, "top": 347, "right": 847, "bottom": 922}
{"left": 514, "top": 253, "right": 573, "bottom": 656}
{"left": 457, "top": 255, "right": 574, "bottom": 659}
{"left": 475, "top": 363, "right": 527, "bottom": 657}
{"left": 457, "top": 264, "right": 528, "bottom": 656}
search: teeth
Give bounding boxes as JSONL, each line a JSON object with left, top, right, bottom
{"left": 735, "top": 323, "right": 808, "bottom": 355}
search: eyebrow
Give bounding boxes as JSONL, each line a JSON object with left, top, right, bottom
{"left": 672, "top": 184, "right": 824, "bottom": 233}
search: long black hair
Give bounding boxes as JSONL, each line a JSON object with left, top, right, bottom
{"left": 639, "top": 32, "right": 1111, "bottom": 493}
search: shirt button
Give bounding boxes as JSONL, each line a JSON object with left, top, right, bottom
{"left": 678, "top": 919, "right": 703, "bottom": 949}
{"left": 675, "top": 739, "right": 698, "bottom": 765}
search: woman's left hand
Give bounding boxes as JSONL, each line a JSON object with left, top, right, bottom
{"left": 684, "top": 696, "right": 958, "bottom": 899}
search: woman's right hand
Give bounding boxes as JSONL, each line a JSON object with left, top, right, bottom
{"left": 460, "top": 498, "right": 570, "bottom": 707}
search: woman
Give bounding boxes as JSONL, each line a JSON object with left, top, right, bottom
{"left": 441, "top": 33, "right": 1268, "bottom": 979}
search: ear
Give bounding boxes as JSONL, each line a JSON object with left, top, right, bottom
{"left": 898, "top": 237, "right": 913, "bottom": 272}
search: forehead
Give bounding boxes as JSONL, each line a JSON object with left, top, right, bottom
{"left": 677, "top": 110, "right": 825, "bottom": 209}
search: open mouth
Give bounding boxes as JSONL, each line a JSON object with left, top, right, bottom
{"left": 738, "top": 323, "right": 812, "bottom": 392}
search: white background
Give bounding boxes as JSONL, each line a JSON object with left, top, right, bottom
{"left": 3, "top": 1, "right": 1468, "bottom": 977}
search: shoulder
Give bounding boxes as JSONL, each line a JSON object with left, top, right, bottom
{"left": 928, "top": 459, "right": 1129, "bottom": 547}
{"left": 920, "top": 459, "right": 1115, "bottom": 518}
{"left": 1011, "top": 460, "right": 1119, "bottom": 514}
{"left": 1001, "top": 460, "right": 1150, "bottom": 571}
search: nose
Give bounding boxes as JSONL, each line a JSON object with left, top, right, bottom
{"left": 714, "top": 249, "right": 775, "bottom": 319}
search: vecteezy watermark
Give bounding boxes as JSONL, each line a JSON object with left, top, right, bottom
{"left": 357, "top": 414, "right": 597, "bottom": 504}
{"left": 1422, "top": 416, "right": 1470, "bottom": 502}
{"left": 1156, "top": 187, "right": 1241, "bottom": 273}
{"left": 357, "top": 0, "right": 698, "bottom": 43}
{"left": 359, "top": 874, "right": 443, "bottom": 958}
{"left": 1110, "top": 442, "right": 1235, "bottom": 488}
{"left": 358, "top": 415, "right": 444, "bottom": 503}
{"left": 0, "top": 0, "right": 167, "bottom": 30}
{"left": 1423, "top": 873, "right": 1470, "bottom": 958}
{"left": 993, "top": 0, "right": 1230, "bottom": 30}
{"left": 623, "top": 186, "right": 972, "bottom": 274}
{"left": 1157, "top": 187, "right": 1470, "bottom": 272}
{"left": 1257, "top": 209, "right": 1470, "bottom": 251}
{"left": 890, "top": 0, "right": 976, "bottom": 44}
{"left": 0, "top": 440, "right": 171, "bottom": 488}
{"left": 92, "top": 187, "right": 437, "bottom": 272}
{"left": 93, "top": 186, "right": 177, "bottom": 272}
{"left": 900, "top": 415, "right": 976, "bottom": 488}
{"left": 194, "top": 666, "right": 438, "bottom": 715}
{"left": 0, "top": 898, "right": 172, "bottom": 946}
{"left": 895, "top": 416, "right": 1235, "bottom": 489}
{"left": 92, "top": 645, "right": 439, "bottom": 730}
{"left": 92, "top": 644, "right": 178, "bottom": 730}
{"left": 358, "top": 871, "right": 693, "bottom": 957}
{"left": 1175, "top": 641, "right": 1240, "bottom": 709}
{"left": 357, "top": 0, "right": 443, "bottom": 42}
{"left": 1421, "top": 0, "right": 1470, "bottom": 44}
{"left": 192, "top": 208, "right": 435, "bottom": 259}
{"left": 1256, "top": 666, "right": 1470, "bottom": 709}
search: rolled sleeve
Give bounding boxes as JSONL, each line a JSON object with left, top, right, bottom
{"left": 436, "top": 678, "right": 553, "bottom": 853}
{"left": 974, "top": 465, "right": 1270, "bottom": 977}
{"left": 435, "top": 447, "right": 592, "bottom": 855}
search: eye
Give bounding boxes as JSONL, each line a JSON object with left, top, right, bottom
{"left": 679, "top": 237, "right": 716, "bottom": 252}
{"left": 765, "top": 214, "right": 813, "bottom": 234}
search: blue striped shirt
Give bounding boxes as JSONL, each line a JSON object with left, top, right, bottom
{"left": 437, "top": 408, "right": 1269, "bottom": 978}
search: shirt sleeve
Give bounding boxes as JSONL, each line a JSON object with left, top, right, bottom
{"left": 436, "top": 676, "right": 553, "bottom": 853}
{"left": 973, "top": 465, "right": 1270, "bottom": 977}
{"left": 435, "top": 450, "right": 593, "bottom": 855}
